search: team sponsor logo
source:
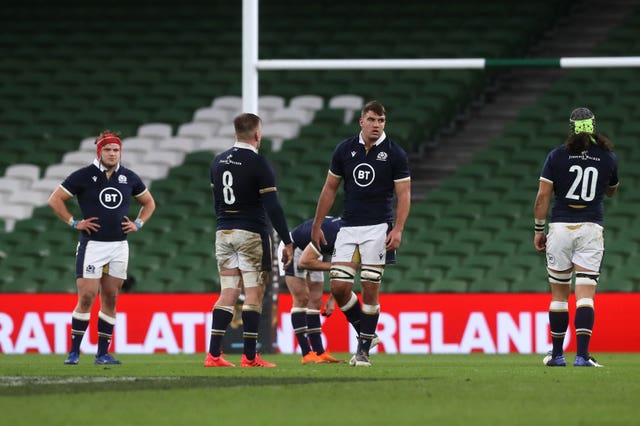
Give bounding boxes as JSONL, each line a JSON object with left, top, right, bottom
{"left": 118, "top": 175, "right": 128, "bottom": 184}
{"left": 220, "top": 154, "right": 242, "bottom": 165}
{"left": 569, "top": 151, "right": 601, "bottom": 161}
{"left": 376, "top": 151, "right": 388, "bottom": 161}
{"left": 99, "top": 187, "right": 124, "bottom": 210}
{"left": 546, "top": 253, "right": 556, "bottom": 266}
{"left": 353, "top": 163, "right": 375, "bottom": 187}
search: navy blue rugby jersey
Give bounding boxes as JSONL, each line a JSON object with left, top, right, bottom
{"left": 210, "top": 142, "right": 277, "bottom": 233}
{"left": 291, "top": 216, "right": 342, "bottom": 254}
{"left": 329, "top": 133, "right": 411, "bottom": 226}
{"left": 540, "top": 143, "right": 618, "bottom": 225}
{"left": 61, "top": 159, "right": 147, "bottom": 241}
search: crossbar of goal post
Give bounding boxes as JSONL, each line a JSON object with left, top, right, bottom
{"left": 257, "top": 57, "right": 640, "bottom": 70}
{"left": 243, "top": 56, "right": 640, "bottom": 112}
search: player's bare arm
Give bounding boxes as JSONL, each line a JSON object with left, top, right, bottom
{"left": 122, "top": 190, "right": 156, "bottom": 233}
{"left": 311, "top": 173, "right": 340, "bottom": 248}
{"left": 533, "top": 180, "right": 553, "bottom": 252}
{"left": 281, "top": 243, "right": 294, "bottom": 269}
{"left": 322, "top": 294, "right": 336, "bottom": 317}
{"left": 134, "top": 190, "right": 156, "bottom": 223}
{"left": 48, "top": 186, "right": 100, "bottom": 233}
{"left": 298, "top": 242, "right": 331, "bottom": 271}
{"left": 387, "top": 179, "right": 411, "bottom": 250}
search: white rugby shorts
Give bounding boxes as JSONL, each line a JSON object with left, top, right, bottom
{"left": 277, "top": 241, "right": 324, "bottom": 281}
{"left": 215, "top": 229, "right": 268, "bottom": 272}
{"left": 333, "top": 223, "right": 387, "bottom": 265}
{"left": 76, "top": 240, "right": 129, "bottom": 280}
{"left": 545, "top": 222, "right": 604, "bottom": 271}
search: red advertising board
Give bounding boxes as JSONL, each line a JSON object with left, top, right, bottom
{"left": 1, "top": 293, "right": 638, "bottom": 354}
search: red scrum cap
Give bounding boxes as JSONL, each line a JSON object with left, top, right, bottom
{"left": 95, "top": 133, "right": 122, "bottom": 158}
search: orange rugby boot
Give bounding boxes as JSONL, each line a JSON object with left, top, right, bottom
{"left": 301, "top": 351, "right": 321, "bottom": 364}
{"left": 240, "top": 353, "right": 276, "bottom": 367}
{"left": 204, "top": 353, "right": 235, "bottom": 367}
{"left": 316, "top": 351, "right": 345, "bottom": 363}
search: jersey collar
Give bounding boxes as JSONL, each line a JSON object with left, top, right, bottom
{"left": 358, "top": 131, "right": 386, "bottom": 147}
{"left": 93, "top": 158, "right": 120, "bottom": 172}
{"left": 234, "top": 141, "right": 258, "bottom": 154}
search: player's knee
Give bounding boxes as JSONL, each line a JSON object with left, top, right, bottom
{"left": 299, "top": 296, "right": 310, "bottom": 307}
{"left": 77, "top": 297, "right": 94, "bottom": 311}
{"left": 220, "top": 275, "right": 241, "bottom": 290}
{"left": 361, "top": 266, "right": 384, "bottom": 284}
{"left": 330, "top": 265, "right": 356, "bottom": 284}
{"left": 547, "top": 269, "right": 572, "bottom": 285}
{"left": 575, "top": 272, "right": 599, "bottom": 286}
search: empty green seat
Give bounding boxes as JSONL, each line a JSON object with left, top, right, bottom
{"left": 468, "top": 277, "right": 510, "bottom": 293}
{"left": 438, "top": 241, "right": 476, "bottom": 258}
{"left": 409, "top": 201, "right": 444, "bottom": 222}
{"left": 429, "top": 279, "right": 468, "bottom": 293}
{"left": 2, "top": 256, "right": 37, "bottom": 275}
{"left": 183, "top": 273, "right": 217, "bottom": 293}
{"left": 446, "top": 267, "right": 486, "bottom": 285}
{"left": 509, "top": 277, "right": 547, "bottom": 293}
{"left": 2, "top": 273, "right": 42, "bottom": 293}
{"left": 142, "top": 269, "right": 184, "bottom": 292}
{"left": 422, "top": 255, "right": 460, "bottom": 276}
{"left": 130, "top": 254, "right": 163, "bottom": 277}
{"left": 24, "top": 269, "right": 65, "bottom": 292}
{"left": 461, "top": 254, "right": 502, "bottom": 272}
{"left": 603, "top": 268, "right": 638, "bottom": 292}
{"left": 388, "top": 268, "right": 434, "bottom": 292}
{"left": 166, "top": 255, "right": 206, "bottom": 275}
{"left": 452, "top": 229, "right": 494, "bottom": 247}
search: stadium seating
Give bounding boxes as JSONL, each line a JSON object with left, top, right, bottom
{"left": 3, "top": 0, "right": 639, "bottom": 294}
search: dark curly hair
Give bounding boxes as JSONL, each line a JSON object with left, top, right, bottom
{"left": 565, "top": 132, "right": 614, "bottom": 155}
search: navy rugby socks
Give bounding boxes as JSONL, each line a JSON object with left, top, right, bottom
{"left": 291, "top": 309, "right": 312, "bottom": 355}
{"left": 549, "top": 310, "right": 569, "bottom": 358}
{"left": 575, "top": 306, "right": 594, "bottom": 358}
{"left": 306, "top": 310, "right": 325, "bottom": 355}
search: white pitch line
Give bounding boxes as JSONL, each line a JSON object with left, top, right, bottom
{"left": 0, "top": 376, "right": 178, "bottom": 387}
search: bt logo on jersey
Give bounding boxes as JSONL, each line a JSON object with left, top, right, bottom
{"left": 99, "top": 187, "right": 123, "bottom": 209}
{"left": 353, "top": 163, "right": 376, "bottom": 187}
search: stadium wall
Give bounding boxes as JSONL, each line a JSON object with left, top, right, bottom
{"left": 0, "top": 293, "right": 638, "bottom": 354}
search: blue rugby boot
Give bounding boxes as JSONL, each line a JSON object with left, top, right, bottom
{"left": 94, "top": 353, "right": 122, "bottom": 365}
{"left": 574, "top": 355, "right": 603, "bottom": 367}
{"left": 64, "top": 352, "right": 80, "bottom": 365}
{"left": 543, "top": 352, "right": 566, "bottom": 367}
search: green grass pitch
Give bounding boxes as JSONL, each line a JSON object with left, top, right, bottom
{"left": 1, "top": 353, "right": 639, "bottom": 426}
